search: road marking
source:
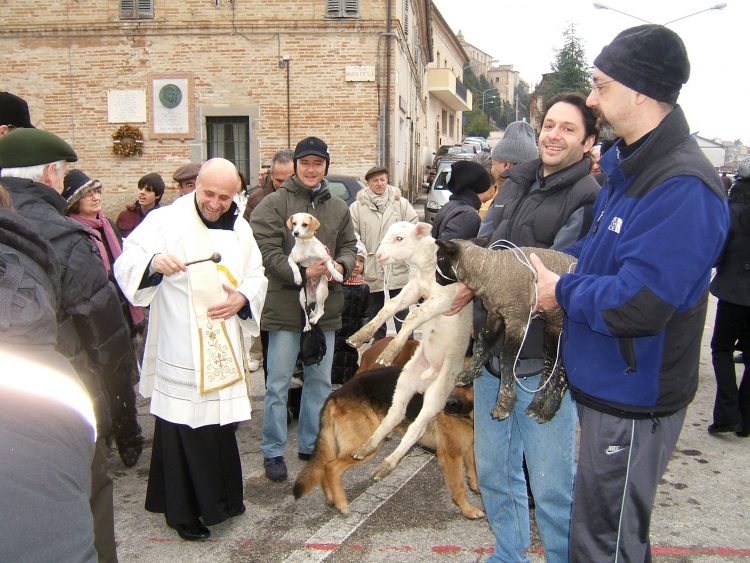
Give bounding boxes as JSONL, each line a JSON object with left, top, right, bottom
{"left": 282, "top": 448, "right": 434, "bottom": 562}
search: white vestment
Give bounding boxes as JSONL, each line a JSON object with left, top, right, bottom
{"left": 114, "top": 194, "right": 267, "bottom": 428}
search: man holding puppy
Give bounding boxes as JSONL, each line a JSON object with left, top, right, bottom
{"left": 251, "top": 136, "right": 357, "bottom": 481}
{"left": 532, "top": 26, "right": 728, "bottom": 561}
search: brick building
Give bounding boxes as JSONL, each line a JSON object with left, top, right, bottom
{"left": 2, "top": 1, "right": 471, "bottom": 202}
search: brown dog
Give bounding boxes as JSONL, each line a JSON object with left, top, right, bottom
{"left": 292, "top": 364, "right": 483, "bottom": 519}
{"left": 355, "top": 336, "right": 420, "bottom": 376}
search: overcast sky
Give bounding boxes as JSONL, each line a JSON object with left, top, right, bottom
{"left": 432, "top": 0, "right": 747, "bottom": 144}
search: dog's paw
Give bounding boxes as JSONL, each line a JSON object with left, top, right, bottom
{"left": 331, "top": 270, "right": 344, "bottom": 283}
{"left": 303, "top": 322, "right": 312, "bottom": 332}
{"left": 293, "top": 273, "right": 303, "bottom": 286}
{"left": 334, "top": 502, "right": 350, "bottom": 515}
{"left": 309, "top": 311, "right": 323, "bottom": 325}
{"left": 372, "top": 460, "right": 395, "bottom": 480}
{"left": 460, "top": 505, "right": 486, "bottom": 520}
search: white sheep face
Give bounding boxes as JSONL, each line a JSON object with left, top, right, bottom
{"left": 375, "top": 221, "right": 431, "bottom": 265}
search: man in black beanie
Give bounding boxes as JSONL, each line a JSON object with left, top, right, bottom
{"left": 531, "top": 25, "right": 729, "bottom": 562}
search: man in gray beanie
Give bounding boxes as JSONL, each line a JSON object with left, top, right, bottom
{"left": 490, "top": 120, "right": 538, "bottom": 183}
{"left": 531, "top": 25, "right": 729, "bottom": 562}
{"left": 478, "top": 121, "right": 540, "bottom": 237}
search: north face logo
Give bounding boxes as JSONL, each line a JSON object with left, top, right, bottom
{"left": 608, "top": 217, "right": 623, "bottom": 233}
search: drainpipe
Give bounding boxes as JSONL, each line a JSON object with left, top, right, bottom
{"left": 385, "top": 0, "right": 392, "bottom": 170}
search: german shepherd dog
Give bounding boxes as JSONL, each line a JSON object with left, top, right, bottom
{"left": 292, "top": 364, "right": 483, "bottom": 519}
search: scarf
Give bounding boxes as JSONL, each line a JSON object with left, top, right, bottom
{"left": 368, "top": 187, "right": 390, "bottom": 211}
{"left": 69, "top": 212, "right": 145, "bottom": 328}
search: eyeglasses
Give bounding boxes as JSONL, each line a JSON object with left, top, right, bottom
{"left": 83, "top": 188, "right": 102, "bottom": 199}
{"left": 591, "top": 79, "right": 616, "bottom": 94}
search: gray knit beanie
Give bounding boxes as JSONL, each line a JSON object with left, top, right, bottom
{"left": 738, "top": 157, "right": 750, "bottom": 180}
{"left": 491, "top": 121, "right": 538, "bottom": 164}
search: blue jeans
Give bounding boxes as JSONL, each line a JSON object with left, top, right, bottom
{"left": 474, "top": 370, "right": 577, "bottom": 563}
{"left": 261, "top": 330, "right": 335, "bottom": 458}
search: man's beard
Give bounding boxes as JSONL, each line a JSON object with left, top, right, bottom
{"left": 597, "top": 116, "right": 617, "bottom": 141}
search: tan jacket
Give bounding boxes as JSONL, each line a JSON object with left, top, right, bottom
{"left": 349, "top": 186, "right": 418, "bottom": 292}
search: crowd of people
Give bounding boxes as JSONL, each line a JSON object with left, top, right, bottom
{"left": 0, "top": 22, "right": 744, "bottom": 563}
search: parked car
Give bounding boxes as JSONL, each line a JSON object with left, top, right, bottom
{"left": 326, "top": 175, "right": 366, "bottom": 206}
{"left": 425, "top": 161, "right": 455, "bottom": 224}
{"left": 462, "top": 137, "right": 490, "bottom": 152}
{"left": 426, "top": 145, "right": 474, "bottom": 184}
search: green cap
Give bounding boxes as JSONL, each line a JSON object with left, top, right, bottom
{"left": 0, "top": 128, "right": 77, "bottom": 168}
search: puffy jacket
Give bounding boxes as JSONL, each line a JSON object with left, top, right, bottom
{"left": 0, "top": 209, "right": 60, "bottom": 350}
{"left": 475, "top": 157, "right": 599, "bottom": 373}
{"left": 250, "top": 175, "right": 357, "bottom": 332}
{"left": 431, "top": 189, "right": 483, "bottom": 241}
{"left": 5, "top": 177, "right": 139, "bottom": 435}
{"left": 557, "top": 106, "right": 729, "bottom": 417}
{"left": 350, "top": 186, "right": 418, "bottom": 292}
{"left": 710, "top": 178, "right": 750, "bottom": 307}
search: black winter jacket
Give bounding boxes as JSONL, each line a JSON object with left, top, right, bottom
{"left": 710, "top": 178, "right": 750, "bottom": 306}
{"left": 5, "top": 177, "right": 138, "bottom": 436}
{"left": 431, "top": 190, "right": 482, "bottom": 241}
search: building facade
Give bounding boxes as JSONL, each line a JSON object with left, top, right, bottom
{"left": 2, "top": 1, "right": 473, "bottom": 201}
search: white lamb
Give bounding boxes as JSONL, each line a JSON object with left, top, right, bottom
{"left": 346, "top": 221, "right": 472, "bottom": 480}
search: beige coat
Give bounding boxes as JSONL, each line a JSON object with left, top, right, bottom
{"left": 350, "top": 186, "right": 418, "bottom": 292}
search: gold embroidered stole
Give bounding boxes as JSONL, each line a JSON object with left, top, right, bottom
{"left": 186, "top": 211, "right": 243, "bottom": 394}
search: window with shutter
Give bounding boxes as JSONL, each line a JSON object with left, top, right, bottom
{"left": 326, "top": 0, "right": 359, "bottom": 18}
{"left": 120, "top": 0, "right": 153, "bottom": 19}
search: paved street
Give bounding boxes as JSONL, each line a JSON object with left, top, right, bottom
{"left": 110, "top": 195, "right": 749, "bottom": 561}
{"left": 110, "top": 289, "right": 750, "bottom": 562}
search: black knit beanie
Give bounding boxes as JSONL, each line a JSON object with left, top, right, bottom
{"left": 594, "top": 24, "right": 690, "bottom": 105}
{"left": 446, "top": 160, "right": 493, "bottom": 195}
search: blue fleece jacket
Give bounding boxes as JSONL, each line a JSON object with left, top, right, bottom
{"left": 556, "top": 107, "right": 729, "bottom": 417}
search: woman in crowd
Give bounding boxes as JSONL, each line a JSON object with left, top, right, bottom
{"left": 431, "top": 159, "right": 494, "bottom": 241}
{"left": 63, "top": 169, "right": 145, "bottom": 467}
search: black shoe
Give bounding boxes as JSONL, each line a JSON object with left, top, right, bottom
{"left": 708, "top": 422, "right": 742, "bottom": 434}
{"left": 736, "top": 427, "right": 750, "bottom": 438}
{"left": 734, "top": 352, "right": 744, "bottom": 364}
{"left": 263, "top": 456, "right": 288, "bottom": 481}
{"left": 298, "top": 452, "right": 312, "bottom": 461}
{"left": 169, "top": 522, "right": 210, "bottom": 541}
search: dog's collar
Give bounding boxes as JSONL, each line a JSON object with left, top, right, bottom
{"left": 297, "top": 234, "right": 316, "bottom": 240}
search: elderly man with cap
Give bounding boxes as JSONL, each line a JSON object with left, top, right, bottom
{"left": 531, "top": 26, "right": 729, "bottom": 562}
{"left": 0, "top": 91, "right": 34, "bottom": 138}
{"left": 172, "top": 162, "right": 201, "bottom": 196}
{"left": 350, "top": 164, "right": 418, "bottom": 340}
{"left": 250, "top": 136, "right": 357, "bottom": 481}
{"left": 116, "top": 172, "right": 165, "bottom": 237}
{"left": 0, "top": 128, "right": 142, "bottom": 562}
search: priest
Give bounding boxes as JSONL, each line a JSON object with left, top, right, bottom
{"left": 114, "top": 158, "right": 267, "bottom": 541}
